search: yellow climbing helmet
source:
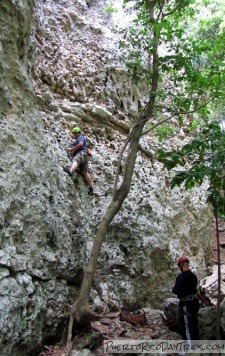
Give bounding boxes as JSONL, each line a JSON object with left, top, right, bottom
{"left": 71, "top": 127, "right": 81, "bottom": 133}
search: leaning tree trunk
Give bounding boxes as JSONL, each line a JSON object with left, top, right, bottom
{"left": 66, "top": 111, "right": 151, "bottom": 352}
{"left": 66, "top": 91, "right": 159, "bottom": 354}
{"left": 65, "top": 1, "right": 160, "bottom": 352}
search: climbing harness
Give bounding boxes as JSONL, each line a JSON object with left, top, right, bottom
{"left": 180, "top": 294, "right": 198, "bottom": 302}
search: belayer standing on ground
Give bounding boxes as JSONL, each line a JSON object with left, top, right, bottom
{"left": 172, "top": 256, "right": 199, "bottom": 340}
{"left": 63, "top": 127, "right": 94, "bottom": 195}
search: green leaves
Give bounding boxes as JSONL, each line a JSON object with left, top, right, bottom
{"left": 171, "top": 165, "right": 212, "bottom": 189}
{"left": 120, "top": 0, "right": 225, "bottom": 216}
{"left": 157, "top": 149, "right": 185, "bottom": 169}
{"left": 121, "top": 0, "right": 225, "bottom": 116}
{"left": 103, "top": 6, "right": 118, "bottom": 13}
{"left": 158, "top": 120, "right": 225, "bottom": 215}
{"left": 155, "top": 125, "right": 174, "bottom": 142}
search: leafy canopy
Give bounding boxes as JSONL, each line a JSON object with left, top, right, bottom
{"left": 120, "top": 0, "right": 225, "bottom": 137}
{"left": 120, "top": 1, "right": 225, "bottom": 217}
{"left": 158, "top": 121, "right": 225, "bottom": 216}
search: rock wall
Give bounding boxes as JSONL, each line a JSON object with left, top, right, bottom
{"left": 0, "top": 0, "right": 213, "bottom": 354}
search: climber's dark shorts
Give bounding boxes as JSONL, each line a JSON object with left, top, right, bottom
{"left": 73, "top": 151, "right": 88, "bottom": 173}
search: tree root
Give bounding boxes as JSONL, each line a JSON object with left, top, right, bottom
{"left": 65, "top": 306, "right": 102, "bottom": 355}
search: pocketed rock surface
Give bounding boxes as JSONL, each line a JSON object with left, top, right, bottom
{"left": 0, "top": 0, "right": 216, "bottom": 354}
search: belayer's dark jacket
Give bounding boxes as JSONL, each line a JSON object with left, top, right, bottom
{"left": 173, "top": 269, "right": 199, "bottom": 340}
{"left": 172, "top": 270, "right": 198, "bottom": 298}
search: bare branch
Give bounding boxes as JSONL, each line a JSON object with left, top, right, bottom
{"left": 156, "top": 95, "right": 217, "bottom": 116}
{"left": 142, "top": 113, "right": 175, "bottom": 136}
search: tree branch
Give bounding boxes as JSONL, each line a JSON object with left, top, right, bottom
{"left": 155, "top": 95, "right": 217, "bottom": 115}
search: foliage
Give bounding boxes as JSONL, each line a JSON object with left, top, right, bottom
{"left": 158, "top": 121, "right": 225, "bottom": 216}
{"left": 119, "top": 0, "right": 225, "bottom": 135}
{"left": 103, "top": 6, "right": 118, "bottom": 13}
{"left": 155, "top": 125, "right": 174, "bottom": 142}
{"left": 65, "top": 0, "right": 225, "bottom": 347}
{"left": 189, "top": 0, "right": 225, "bottom": 121}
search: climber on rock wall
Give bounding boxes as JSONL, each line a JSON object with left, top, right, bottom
{"left": 63, "top": 127, "right": 94, "bottom": 195}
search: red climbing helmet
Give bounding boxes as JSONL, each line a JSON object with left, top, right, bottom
{"left": 177, "top": 256, "right": 189, "bottom": 266}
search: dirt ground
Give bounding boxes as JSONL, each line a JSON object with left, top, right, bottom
{"left": 39, "top": 309, "right": 179, "bottom": 356}
{"left": 39, "top": 220, "right": 225, "bottom": 356}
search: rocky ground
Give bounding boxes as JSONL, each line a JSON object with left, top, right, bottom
{"left": 39, "top": 308, "right": 181, "bottom": 356}
{"left": 38, "top": 219, "right": 225, "bottom": 356}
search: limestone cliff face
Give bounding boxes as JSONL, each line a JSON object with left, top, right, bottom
{"left": 0, "top": 0, "right": 213, "bottom": 354}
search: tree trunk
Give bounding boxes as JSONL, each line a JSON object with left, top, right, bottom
{"left": 65, "top": 1, "right": 160, "bottom": 351}
{"left": 66, "top": 112, "right": 151, "bottom": 351}
{"left": 215, "top": 212, "right": 221, "bottom": 340}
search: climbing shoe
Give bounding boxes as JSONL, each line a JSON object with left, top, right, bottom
{"left": 63, "top": 166, "right": 72, "bottom": 177}
{"left": 88, "top": 187, "right": 94, "bottom": 195}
